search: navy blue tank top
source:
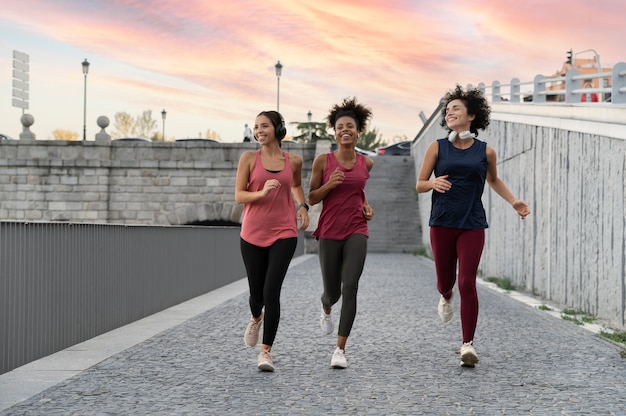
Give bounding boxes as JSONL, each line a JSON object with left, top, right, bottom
{"left": 429, "top": 138, "right": 488, "bottom": 229}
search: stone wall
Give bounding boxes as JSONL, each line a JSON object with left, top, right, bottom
{"left": 0, "top": 140, "right": 316, "bottom": 225}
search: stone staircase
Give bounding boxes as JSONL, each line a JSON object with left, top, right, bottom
{"left": 365, "top": 155, "right": 422, "bottom": 253}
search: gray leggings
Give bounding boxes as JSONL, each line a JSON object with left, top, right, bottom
{"left": 318, "top": 234, "right": 367, "bottom": 337}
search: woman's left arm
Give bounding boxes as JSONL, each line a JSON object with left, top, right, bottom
{"left": 290, "top": 153, "right": 309, "bottom": 230}
{"left": 362, "top": 156, "right": 374, "bottom": 220}
{"left": 486, "top": 146, "right": 531, "bottom": 219}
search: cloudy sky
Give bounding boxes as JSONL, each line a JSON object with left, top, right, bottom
{"left": 1, "top": 0, "right": 624, "bottom": 142}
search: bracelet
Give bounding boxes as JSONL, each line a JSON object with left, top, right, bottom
{"left": 297, "top": 202, "right": 309, "bottom": 211}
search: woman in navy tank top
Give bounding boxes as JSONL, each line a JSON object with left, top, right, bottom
{"left": 416, "top": 85, "right": 530, "bottom": 367}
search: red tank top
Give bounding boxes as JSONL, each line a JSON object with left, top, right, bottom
{"left": 240, "top": 150, "right": 297, "bottom": 246}
{"left": 313, "top": 152, "right": 370, "bottom": 240}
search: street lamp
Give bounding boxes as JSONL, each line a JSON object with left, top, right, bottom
{"left": 307, "top": 110, "right": 312, "bottom": 142}
{"left": 81, "top": 59, "right": 90, "bottom": 140}
{"left": 275, "top": 60, "right": 283, "bottom": 112}
{"left": 161, "top": 109, "right": 167, "bottom": 141}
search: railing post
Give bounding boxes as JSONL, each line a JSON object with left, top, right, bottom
{"left": 612, "top": 62, "right": 626, "bottom": 104}
{"left": 491, "top": 80, "right": 501, "bottom": 102}
{"left": 565, "top": 68, "right": 580, "bottom": 103}
{"left": 533, "top": 74, "right": 546, "bottom": 103}
{"left": 477, "top": 82, "right": 486, "bottom": 96}
{"left": 510, "top": 78, "right": 520, "bottom": 103}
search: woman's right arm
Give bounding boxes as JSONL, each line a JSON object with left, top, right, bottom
{"left": 307, "top": 154, "right": 328, "bottom": 206}
{"left": 416, "top": 141, "right": 439, "bottom": 193}
{"left": 235, "top": 152, "right": 278, "bottom": 204}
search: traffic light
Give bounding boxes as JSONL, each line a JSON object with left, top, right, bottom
{"left": 566, "top": 49, "right": 573, "bottom": 64}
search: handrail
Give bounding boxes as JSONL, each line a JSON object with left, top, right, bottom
{"left": 477, "top": 62, "right": 626, "bottom": 104}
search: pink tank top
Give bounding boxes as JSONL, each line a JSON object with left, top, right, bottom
{"left": 313, "top": 152, "right": 369, "bottom": 240}
{"left": 240, "top": 150, "right": 297, "bottom": 247}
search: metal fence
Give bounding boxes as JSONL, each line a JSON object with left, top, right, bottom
{"left": 0, "top": 222, "right": 306, "bottom": 375}
{"left": 476, "top": 61, "right": 626, "bottom": 104}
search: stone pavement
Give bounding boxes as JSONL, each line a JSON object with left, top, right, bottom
{"left": 1, "top": 253, "right": 625, "bottom": 415}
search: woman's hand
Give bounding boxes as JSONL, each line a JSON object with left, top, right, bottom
{"left": 297, "top": 207, "right": 309, "bottom": 230}
{"left": 262, "top": 179, "right": 281, "bottom": 196}
{"left": 432, "top": 175, "right": 451, "bottom": 193}
{"left": 362, "top": 204, "right": 374, "bottom": 221}
{"left": 512, "top": 200, "right": 531, "bottom": 219}
{"left": 327, "top": 168, "right": 345, "bottom": 189}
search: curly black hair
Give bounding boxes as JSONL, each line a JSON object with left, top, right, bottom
{"left": 326, "top": 97, "right": 372, "bottom": 133}
{"left": 439, "top": 84, "right": 491, "bottom": 137}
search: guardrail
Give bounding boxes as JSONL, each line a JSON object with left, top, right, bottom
{"left": 477, "top": 62, "right": 626, "bottom": 104}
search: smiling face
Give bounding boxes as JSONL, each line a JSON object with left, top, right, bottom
{"left": 334, "top": 115, "right": 358, "bottom": 147}
{"left": 254, "top": 114, "right": 275, "bottom": 144}
{"left": 445, "top": 99, "right": 475, "bottom": 132}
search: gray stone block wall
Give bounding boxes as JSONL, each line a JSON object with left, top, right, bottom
{"left": 0, "top": 140, "right": 316, "bottom": 225}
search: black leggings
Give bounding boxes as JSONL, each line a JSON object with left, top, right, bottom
{"left": 240, "top": 237, "right": 297, "bottom": 346}
{"left": 318, "top": 234, "right": 367, "bottom": 337}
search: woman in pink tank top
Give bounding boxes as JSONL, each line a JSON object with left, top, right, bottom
{"left": 235, "top": 110, "right": 309, "bottom": 372}
{"left": 308, "top": 97, "right": 375, "bottom": 369}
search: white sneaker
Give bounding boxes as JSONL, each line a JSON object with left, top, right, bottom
{"left": 330, "top": 347, "right": 347, "bottom": 369}
{"left": 320, "top": 305, "right": 334, "bottom": 335}
{"left": 460, "top": 341, "right": 479, "bottom": 367}
{"left": 438, "top": 295, "right": 453, "bottom": 323}
{"left": 244, "top": 311, "right": 263, "bottom": 347}
{"left": 257, "top": 349, "right": 275, "bottom": 372}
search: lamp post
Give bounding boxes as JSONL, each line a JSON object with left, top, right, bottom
{"left": 275, "top": 60, "right": 282, "bottom": 112}
{"left": 307, "top": 110, "right": 312, "bottom": 142}
{"left": 81, "top": 59, "right": 90, "bottom": 140}
{"left": 161, "top": 109, "right": 167, "bottom": 141}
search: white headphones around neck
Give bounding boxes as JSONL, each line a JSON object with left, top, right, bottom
{"left": 448, "top": 130, "right": 476, "bottom": 142}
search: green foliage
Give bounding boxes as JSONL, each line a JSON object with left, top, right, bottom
{"left": 484, "top": 276, "right": 515, "bottom": 291}
{"left": 559, "top": 309, "right": 595, "bottom": 326}
{"left": 537, "top": 304, "right": 552, "bottom": 311}
{"left": 289, "top": 121, "right": 333, "bottom": 142}
{"left": 598, "top": 329, "right": 626, "bottom": 345}
{"left": 357, "top": 127, "right": 386, "bottom": 151}
{"left": 561, "top": 315, "right": 584, "bottom": 325}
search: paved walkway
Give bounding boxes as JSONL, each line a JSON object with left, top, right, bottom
{"left": 1, "top": 254, "right": 625, "bottom": 415}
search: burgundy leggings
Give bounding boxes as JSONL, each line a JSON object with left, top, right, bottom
{"left": 430, "top": 226, "right": 484, "bottom": 343}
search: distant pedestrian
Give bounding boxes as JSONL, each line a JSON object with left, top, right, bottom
{"left": 416, "top": 84, "right": 530, "bottom": 367}
{"left": 235, "top": 110, "right": 309, "bottom": 372}
{"left": 308, "top": 97, "right": 374, "bottom": 369}
{"left": 243, "top": 123, "right": 252, "bottom": 142}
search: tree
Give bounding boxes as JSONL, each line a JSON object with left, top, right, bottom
{"left": 357, "top": 127, "right": 386, "bottom": 151}
{"left": 112, "top": 110, "right": 158, "bottom": 140}
{"left": 134, "top": 110, "right": 157, "bottom": 140}
{"left": 289, "top": 121, "right": 333, "bottom": 143}
{"left": 205, "top": 129, "right": 222, "bottom": 141}
{"left": 112, "top": 112, "right": 134, "bottom": 139}
{"left": 50, "top": 129, "right": 79, "bottom": 141}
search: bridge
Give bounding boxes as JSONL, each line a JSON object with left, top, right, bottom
{"left": 1, "top": 62, "right": 625, "bottom": 381}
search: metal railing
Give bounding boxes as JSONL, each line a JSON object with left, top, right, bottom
{"left": 476, "top": 62, "right": 626, "bottom": 104}
{"left": 0, "top": 222, "right": 256, "bottom": 375}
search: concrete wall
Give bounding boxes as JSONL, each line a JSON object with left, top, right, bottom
{"left": 413, "top": 103, "right": 626, "bottom": 329}
{"left": 0, "top": 140, "right": 316, "bottom": 225}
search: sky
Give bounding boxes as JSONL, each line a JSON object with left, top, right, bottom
{"left": 1, "top": 0, "right": 624, "bottom": 143}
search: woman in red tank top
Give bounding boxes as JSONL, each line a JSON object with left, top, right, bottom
{"left": 235, "top": 110, "right": 309, "bottom": 372}
{"left": 309, "top": 97, "right": 375, "bottom": 369}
